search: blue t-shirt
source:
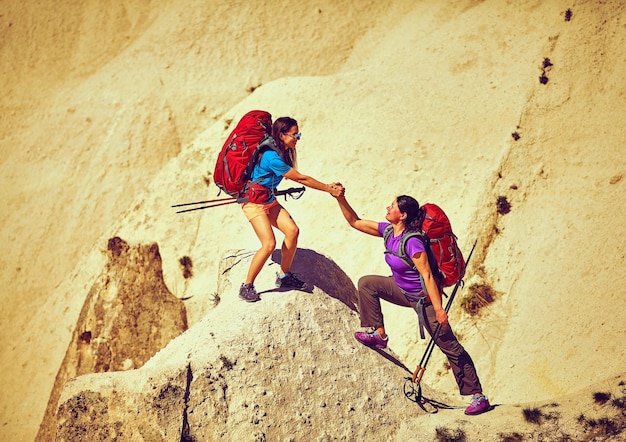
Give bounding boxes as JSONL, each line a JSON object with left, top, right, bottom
{"left": 250, "top": 150, "right": 291, "bottom": 203}
{"left": 378, "top": 222, "right": 426, "bottom": 297}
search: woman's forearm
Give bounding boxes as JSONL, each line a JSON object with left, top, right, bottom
{"left": 294, "top": 174, "right": 331, "bottom": 193}
{"left": 336, "top": 195, "right": 360, "bottom": 225}
{"left": 423, "top": 273, "right": 443, "bottom": 310}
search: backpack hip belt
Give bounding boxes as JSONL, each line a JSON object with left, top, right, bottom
{"left": 410, "top": 296, "right": 430, "bottom": 340}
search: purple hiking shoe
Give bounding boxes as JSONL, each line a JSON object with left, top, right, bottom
{"left": 354, "top": 330, "right": 388, "bottom": 349}
{"left": 464, "top": 394, "right": 490, "bottom": 415}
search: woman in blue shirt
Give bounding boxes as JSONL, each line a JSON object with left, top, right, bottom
{"left": 333, "top": 191, "right": 490, "bottom": 416}
{"left": 239, "top": 116, "right": 343, "bottom": 302}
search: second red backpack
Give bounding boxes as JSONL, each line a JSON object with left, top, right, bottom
{"left": 421, "top": 203, "right": 466, "bottom": 287}
{"left": 213, "top": 110, "right": 273, "bottom": 198}
{"left": 383, "top": 203, "right": 466, "bottom": 288}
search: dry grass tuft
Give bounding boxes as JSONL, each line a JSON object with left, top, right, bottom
{"left": 434, "top": 426, "right": 466, "bottom": 442}
{"left": 460, "top": 283, "right": 497, "bottom": 316}
{"left": 498, "top": 433, "right": 524, "bottom": 442}
{"left": 593, "top": 391, "right": 611, "bottom": 405}
{"left": 179, "top": 256, "right": 194, "bottom": 279}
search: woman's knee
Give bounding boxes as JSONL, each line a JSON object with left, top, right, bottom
{"left": 283, "top": 224, "right": 300, "bottom": 242}
{"left": 358, "top": 274, "right": 380, "bottom": 292}
{"left": 259, "top": 238, "right": 277, "bottom": 255}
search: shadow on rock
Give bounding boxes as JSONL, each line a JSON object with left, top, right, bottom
{"left": 270, "top": 248, "right": 358, "bottom": 312}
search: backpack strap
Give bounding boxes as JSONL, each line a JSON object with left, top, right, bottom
{"left": 412, "top": 297, "right": 428, "bottom": 340}
{"left": 383, "top": 227, "right": 431, "bottom": 295}
{"left": 243, "top": 135, "right": 278, "bottom": 180}
{"left": 383, "top": 225, "right": 424, "bottom": 270}
{"left": 238, "top": 136, "right": 281, "bottom": 202}
{"left": 383, "top": 226, "right": 432, "bottom": 340}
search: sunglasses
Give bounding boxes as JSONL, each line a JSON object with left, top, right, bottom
{"left": 285, "top": 132, "right": 302, "bottom": 140}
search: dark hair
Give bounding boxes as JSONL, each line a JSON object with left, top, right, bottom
{"left": 397, "top": 195, "right": 425, "bottom": 232}
{"left": 272, "top": 116, "right": 298, "bottom": 168}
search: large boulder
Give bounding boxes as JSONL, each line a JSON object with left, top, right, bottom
{"left": 53, "top": 248, "right": 451, "bottom": 441}
{"left": 38, "top": 238, "right": 188, "bottom": 441}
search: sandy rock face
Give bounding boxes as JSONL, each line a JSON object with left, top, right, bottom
{"left": 38, "top": 238, "right": 188, "bottom": 441}
{"left": 51, "top": 249, "right": 450, "bottom": 441}
{"left": 55, "top": 366, "right": 189, "bottom": 442}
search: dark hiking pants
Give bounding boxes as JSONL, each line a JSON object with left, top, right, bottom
{"left": 357, "top": 274, "right": 483, "bottom": 396}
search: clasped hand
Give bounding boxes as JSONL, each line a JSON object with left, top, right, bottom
{"left": 329, "top": 182, "right": 345, "bottom": 197}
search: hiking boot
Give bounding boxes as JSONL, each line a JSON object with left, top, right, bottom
{"left": 275, "top": 272, "right": 307, "bottom": 290}
{"left": 354, "top": 330, "right": 388, "bottom": 350}
{"left": 239, "top": 283, "right": 260, "bottom": 302}
{"left": 464, "top": 394, "right": 490, "bottom": 415}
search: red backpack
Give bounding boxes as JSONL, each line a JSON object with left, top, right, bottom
{"left": 383, "top": 203, "right": 466, "bottom": 287}
{"left": 213, "top": 110, "right": 276, "bottom": 199}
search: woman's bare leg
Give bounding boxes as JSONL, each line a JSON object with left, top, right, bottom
{"left": 245, "top": 214, "right": 276, "bottom": 284}
{"left": 271, "top": 206, "right": 299, "bottom": 274}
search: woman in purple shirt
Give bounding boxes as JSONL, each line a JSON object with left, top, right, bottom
{"left": 334, "top": 192, "right": 490, "bottom": 416}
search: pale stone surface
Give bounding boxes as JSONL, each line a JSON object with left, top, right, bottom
{"left": 54, "top": 250, "right": 446, "bottom": 441}
{"left": 55, "top": 365, "right": 189, "bottom": 442}
{"left": 1, "top": 1, "right": 626, "bottom": 441}
{"left": 53, "top": 250, "right": 626, "bottom": 441}
{"left": 38, "top": 238, "right": 187, "bottom": 441}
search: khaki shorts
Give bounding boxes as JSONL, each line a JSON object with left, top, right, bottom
{"left": 241, "top": 200, "right": 281, "bottom": 221}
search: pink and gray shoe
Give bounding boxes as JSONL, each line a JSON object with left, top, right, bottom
{"left": 354, "top": 330, "right": 388, "bottom": 349}
{"left": 464, "top": 394, "right": 490, "bottom": 415}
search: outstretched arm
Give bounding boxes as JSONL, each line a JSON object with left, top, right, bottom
{"left": 283, "top": 168, "right": 342, "bottom": 197}
{"left": 334, "top": 192, "right": 380, "bottom": 237}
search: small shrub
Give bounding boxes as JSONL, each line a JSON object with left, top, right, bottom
{"left": 219, "top": 355, "right": 235, "bottom": 370}
{"left": 499, "top": 433, "right": 524, "bottom": 442}
{"left": 435, "top": 426, "right": 466, "bottom": 442}
{"left": 611, "top": 396, "right": 626, "bottom": 411}
{"left": 209, "top": 292, "right": 221, "bottom": 306}
{"left": 496, "top": 196, "right": 511, "bottom": 215}
{"left": 522, "top": 407, "right": 544, "bottom": 424}
{"left": 580, "top": 416, "right": 623, "bottom": 437}
{"left": 461, "top": 283, "right": 497, "bottom": 316}
{"left": 179, "top": 256, "right": 193, "bottom": 279}
{"left": 538, "top": 58, "right": 552, "bottom": 85}
{"left": 593, "top": 391, "right": 612, "bottom": 405}
{"left": 79, "top": 330, "right": 92, "bottom": 344}
{"left": 564, "top": 8, "right": 573, "bottom": 21}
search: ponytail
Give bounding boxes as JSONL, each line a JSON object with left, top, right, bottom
{"left": 396, "top": 195, "right": 424, "bottom": 232}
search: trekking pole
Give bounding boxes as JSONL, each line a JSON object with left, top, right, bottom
{"left": 172, "top": 186, "right": 306, "bottom": 214}
{"left": 172, "top": 195, "right": 237, "bottom": 209}
{"left": 174, "top": 199, "right": 238, "bottom": 213}
{"left": 411, "top": 239, "right": 478, "bottom": 386}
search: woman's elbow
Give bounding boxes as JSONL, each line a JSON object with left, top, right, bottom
{"left": 348, "top": 220, "right": 361, "bottom": 230}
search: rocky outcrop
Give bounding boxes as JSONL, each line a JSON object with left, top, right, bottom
{"left": 38, "top": 238, "right": 188, "bottom": 442}
{"left": 52, "top": 249, "right": 455, "bottom": 441}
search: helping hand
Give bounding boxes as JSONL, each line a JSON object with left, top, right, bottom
{"left": 329, "top": 182, "right": 345, "bottom": 198}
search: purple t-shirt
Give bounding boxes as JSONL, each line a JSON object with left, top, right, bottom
{"left": 378, "top": 222, "right": 426, "bottom": 297}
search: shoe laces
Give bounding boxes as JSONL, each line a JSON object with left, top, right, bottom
{"left": 470, "top": 394, "right": 487, "bottom": 406}
{"left": 241, "top": 284, "right": 257, "bottom": 296}
{"left": 286, "top": 271, "right": 303, "bottom": 280}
